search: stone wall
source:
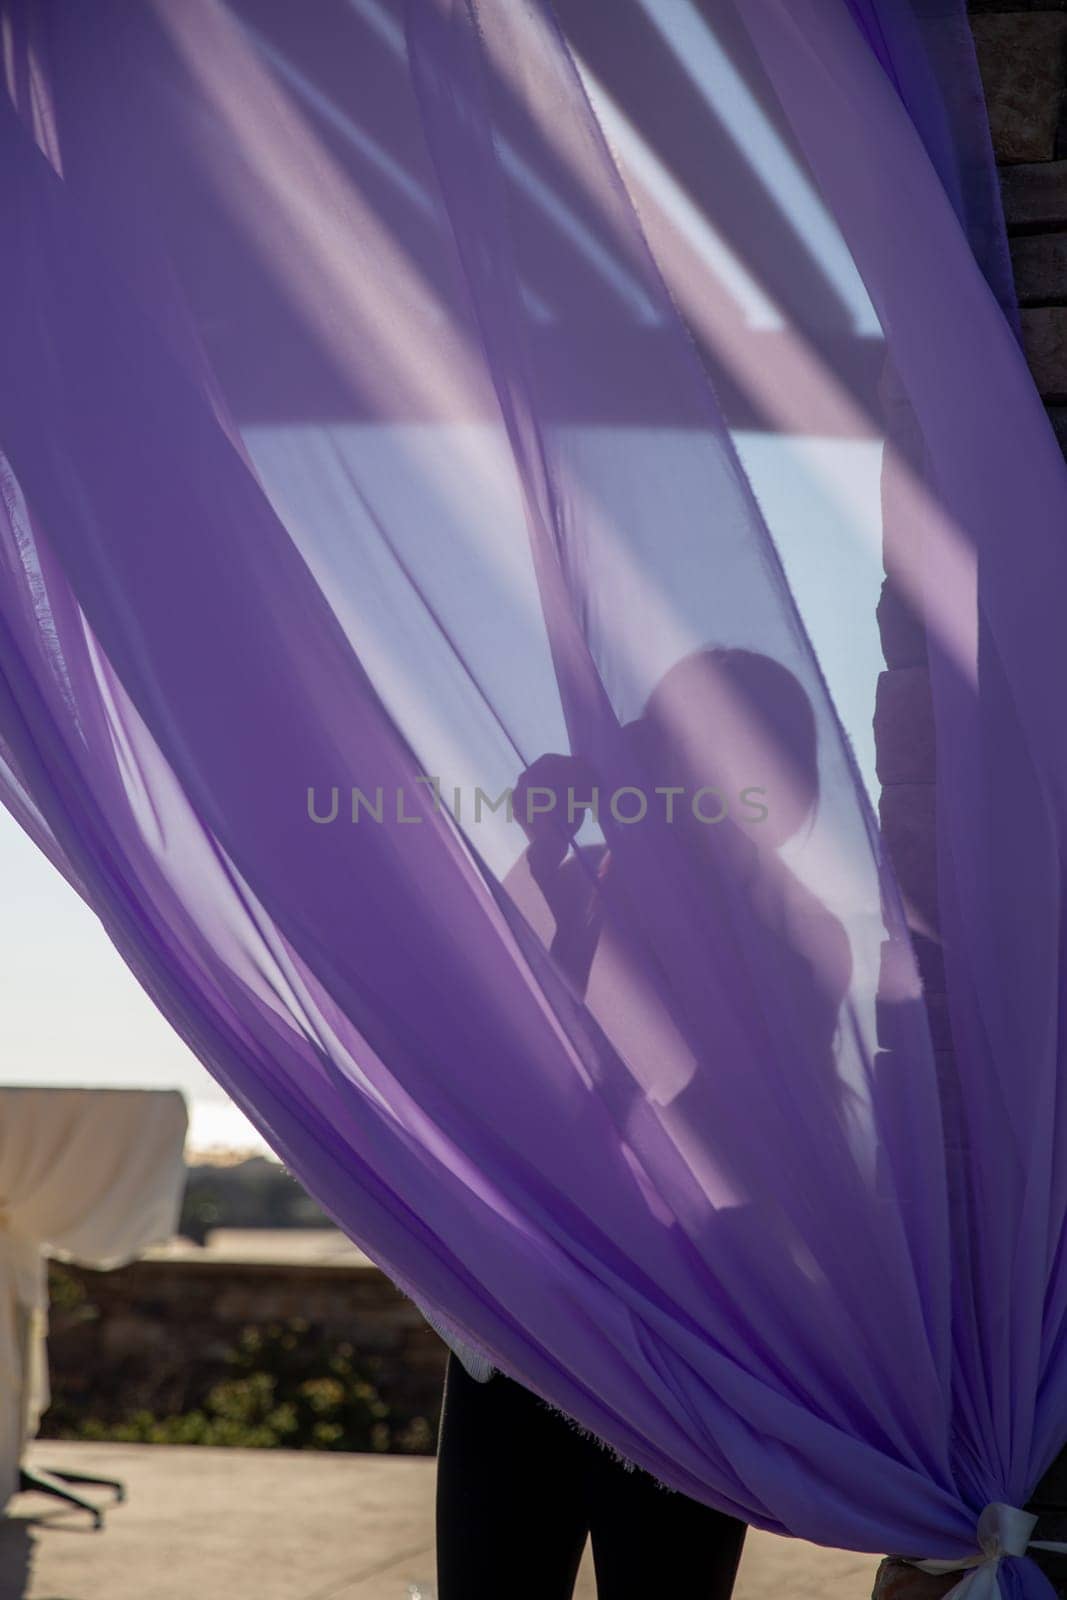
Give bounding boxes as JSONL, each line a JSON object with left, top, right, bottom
{"left": 42, "top": 1255, "right": 449, "bottom": 1453}
{"left": 976, "top": 5, "right": 1067, "bottom": 429}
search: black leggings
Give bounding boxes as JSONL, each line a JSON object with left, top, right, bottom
{"left": 435, "top": 1354, "right": 747, "bottom": 1600}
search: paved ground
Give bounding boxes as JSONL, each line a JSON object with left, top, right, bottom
{"left": 0, "top": 1440, "right": 878, "bottom": 1600}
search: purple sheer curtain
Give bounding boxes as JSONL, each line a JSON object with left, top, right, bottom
{"left": 2, "top": 0, "right": 1067, "bottom": 1588}
{"left": 841, "top": 0, "right": 1017, "bottom": 327}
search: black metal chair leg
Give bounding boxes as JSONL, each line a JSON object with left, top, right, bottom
{"left": 37, "top": 1466, "right": 125, "bottom": 1503}
{"left": 18, "top": 1465, "right": 106, "bottom": 1529}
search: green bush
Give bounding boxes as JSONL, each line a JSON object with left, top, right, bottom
{"left": 60, "top": 1318, "right": 433, "bottom": 1453}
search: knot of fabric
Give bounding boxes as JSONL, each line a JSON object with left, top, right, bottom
{"left": 906, "top": 1504, "right": 1067, "bottom": 1600}
{"left": 977, "top": 1503, "right": 1039, "bottom": 1562}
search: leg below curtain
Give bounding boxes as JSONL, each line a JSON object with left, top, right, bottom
{"left": 434, "top": 1349, "right": 748, "bottom": 1599}
{"left": 435, "top": 1353, "right": 589, "bottom": 1600}
{"left": 584, "top": 1440, "right": 747, "bottom": 1599}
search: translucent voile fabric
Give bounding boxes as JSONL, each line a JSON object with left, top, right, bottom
{"left": 2, "top": 0, "right": 1067, "bottom": 1585}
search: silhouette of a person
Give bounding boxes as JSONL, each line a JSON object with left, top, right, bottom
{"left": 436, "top": 649, "right": 852, "bottom": 1600}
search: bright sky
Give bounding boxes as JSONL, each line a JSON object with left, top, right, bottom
{"left": 0, "top": 803, "right": 256, "bottom": 1151}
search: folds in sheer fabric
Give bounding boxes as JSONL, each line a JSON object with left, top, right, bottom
{"left": 2, "top": 0, "right": 1067, "bottom": 1579}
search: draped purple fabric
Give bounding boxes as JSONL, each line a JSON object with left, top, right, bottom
{"left": 2, "top": 0, "right": 1066, "bottom": 1586}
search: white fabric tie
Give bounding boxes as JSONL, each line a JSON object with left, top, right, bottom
{"left": 907, "top": 1504, "right": 1067, "bottom": 1600}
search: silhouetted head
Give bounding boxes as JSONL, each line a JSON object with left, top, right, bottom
{"left": 638, "top": 647, "right": 818, "bottom": 848}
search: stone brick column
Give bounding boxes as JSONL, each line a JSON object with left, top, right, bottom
{"left": 872, "top": 7, "right": 1067, "bottom": 1595}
